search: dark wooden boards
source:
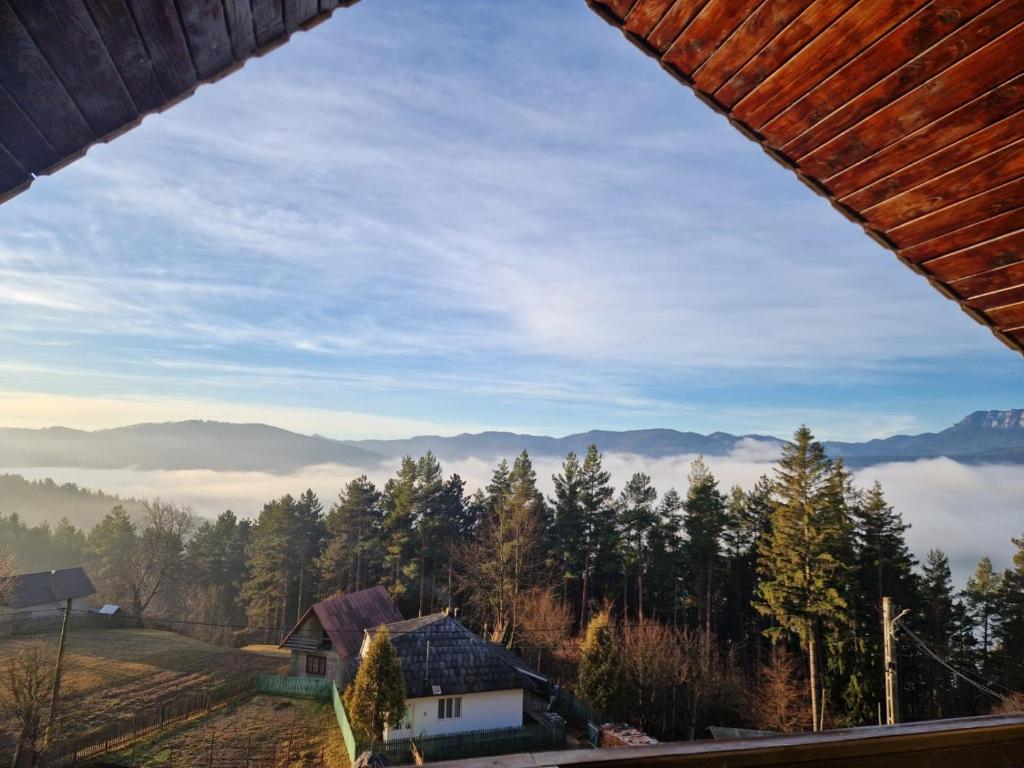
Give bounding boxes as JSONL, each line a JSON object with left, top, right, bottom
{"left": 587, "top": 0, "right": 1024, "bottom": 356}
{"left": 0, "top": 0, "right": 360, "bottom": 205}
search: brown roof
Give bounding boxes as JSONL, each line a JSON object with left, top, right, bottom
{"left": 283, "top": 585, "right": 402, "bottom": 658}
{"left": 587, "top": 0, "right": 1024, "bottom": 356}
{"left": 0, "top": 567, "right": 96, "bottom": 609}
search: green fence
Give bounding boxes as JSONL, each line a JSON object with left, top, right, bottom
{"left": 332, "top": 683, "right": 359, "bottom": 761}
{"left": 256, "top": 674, "right": 333, "bottom": 701}
{"left": 388, "top": 722, "right": 565, "bottom": 764}
{"left": 330, "top": 683, "right": 565, "bottom": 765}
{"left": 552, "top": 687, "right": 604, "bottom": 745}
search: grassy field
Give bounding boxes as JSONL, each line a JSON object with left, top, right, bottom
{"left": 0, "top": 628, "right": 288, "bottom": 757}
{"left": 109, "top": 695, "right": 346, "bottom": 768}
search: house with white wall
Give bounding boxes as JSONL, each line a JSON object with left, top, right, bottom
{"left": 358, "top": 613, "right": 530, "bottom": 741}
{"left": 0, "top": 567, "right": 95, "bottom": 618}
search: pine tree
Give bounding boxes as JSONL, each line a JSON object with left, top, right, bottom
{"left": 682, "top": 458, "right": 728, "bottom": 635}
{"left": 755, "top": 427, "right": 848, "bottom": 731}
{"left": 318, "top": 477, "right": 384, "bottom": 595}
{"left": 382, "top": 458, "right": 418, "bottom": 611}
{"left": 578, "top": 610, "right": 621, "bottom": 714}
{"left": 578, "top": 445, "right": 617, "bottom": 627}
{"left": 343, "top": 629, "right": 407, "bottom": 741}
{"left": 458, "top": 452, "right": 548, "bottom": 643}
{"left": 616, "top": 473, "right": 658, "bottom": 620}
{"left": 917, "top": 549, "right": 974, "bottom": 718}
{"left": 849, "top": 481, "right": 917, "bottom": 723}
{"left": 414, "top": 452, "right": 446, "bottom": 616}
{"left": 964, "top": 556, "right": 1001, "bottom": 672}
{"left": 721, "top": 477, "right": 773, "bottom": 668}
{"left": 649, "top": 488, "right": 683, "bottom": 625}
{"left": 995, "top": 535, "right": 1024, "bottom": 691}
{"left": 551, "top": 451, "right": 585, "bottom": 613}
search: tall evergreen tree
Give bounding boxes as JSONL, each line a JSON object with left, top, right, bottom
{"left": 578, "top": 445, "right": 617, "bottom": 627}
{"left": 381, "top": 457, "right": 418, "bottom": 611}
{"left": 755, "top": 427, "right": 848, "bottom": 731}
{"left": 616, "top": 473, "right": 658, "bottom": 620}
{"left": 318, "top": 477, "right": 384, "bottom": 595}
{"left": 995, "top": 535, "right": 1024, "bottom": 691}
{"left": 916, "top": 549, "right": 974, "bottom": 718}
{"left": 551, "top": 451, "right": 585, "bottom": 612}
{"left": 964, "top": 556, "right": 1001, "bottom": 668}
{"left": 848, "top": 482, "right": 917, "bottom": 723}
{"left": 682, "top": 458, "right": 728, "bottom": 635}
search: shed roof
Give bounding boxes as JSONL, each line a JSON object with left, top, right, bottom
{"left": 282, "top": 585, "right": 403, "bottom": 659}
{"left": 587, "top": 0, "right": 1024, "bottom": 355}
{"left": 0, "top": 567, "right": 95, "bottom": 609}
{"left": 366, "top": 614, "right": 526, "bottom": 698}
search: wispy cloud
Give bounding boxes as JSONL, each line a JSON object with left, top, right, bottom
{"left": 0, "top": 0, "right": 1019, "bottom": 440}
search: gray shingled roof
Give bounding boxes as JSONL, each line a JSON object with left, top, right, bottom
{"left": 0, "top": 567, "right": 95, "bottom": 609}
{"left": 365, "top": 614, "right": 526, "bottom": 698}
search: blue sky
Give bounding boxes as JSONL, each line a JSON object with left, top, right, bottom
{"left": 0, "top": 0, "right": 1021, "bottom": 441}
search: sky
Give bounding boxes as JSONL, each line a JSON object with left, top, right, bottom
{"left": 0, "top": 0, "right": 1022, "bottom": 442}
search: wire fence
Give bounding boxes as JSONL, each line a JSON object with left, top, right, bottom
{"left": 550, "top": 687, "right": 604, "bottom": 745}
{"left": 40, "top": 677, "right": 259, "bottom": 767}
{"left": 102, "top": 723, "right": 335, "bottom": 767}
{"left": 0, "top": 610, "right": 124, "bottom": 638}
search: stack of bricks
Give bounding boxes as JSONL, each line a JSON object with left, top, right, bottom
{"left": 599, "top": 723, "right": 658, "bottom": 748}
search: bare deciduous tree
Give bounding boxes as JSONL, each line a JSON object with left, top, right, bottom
{"left": 124, "top": 501, "right": 195, "bottom": 620}
{"left": 0, "top": 641, "right": 54, "bottom": 767}
{"left": 753, "top": 648, "right": 812, "bottom": 733}
{"left": 517, "top": 588, "right": 573, "bottom": 674}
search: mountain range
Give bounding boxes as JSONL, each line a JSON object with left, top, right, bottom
{"left": 1, "top": 410, "right": 1023, "bottom": 473}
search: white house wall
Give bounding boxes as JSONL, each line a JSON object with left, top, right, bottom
{"left": 386, "top": 689, "right": 524, "bottom": 741}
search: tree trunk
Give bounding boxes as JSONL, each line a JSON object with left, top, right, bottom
{"left": 579, "top": 549, "right": 590, "bottom": 630}
{"left": 808, "top": 634, "right": 819, "bottom": 732}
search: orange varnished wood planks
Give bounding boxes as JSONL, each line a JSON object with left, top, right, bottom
{"left": 587, "top": 0, "right": 1024, "bottom": 354}
{"left": 764, "top": 0, "right": 1000, "bottom": 151}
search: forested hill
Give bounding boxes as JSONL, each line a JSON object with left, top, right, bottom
{"left": 1, "top": 410, "right": 1023, "bottom": 472}
{"left": 347, "top": 409, "right": 1024, "bottom": 466}
{"left": 0, "top": 474, "right": 145, "bottom": 527}
{"left": 0, "top": 421, "right": 387, "bottom": 472}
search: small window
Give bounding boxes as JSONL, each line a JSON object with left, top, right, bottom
{"left": 306, "top": 654, "right": 327, "bottom": 676}
{"left": 403, "top": 705, "right": 413, "bottom": 730}
{"left": 437, "top": 696, "right": 462, "bottom": 719}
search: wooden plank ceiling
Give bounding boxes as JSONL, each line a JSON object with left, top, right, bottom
{"left": 0, "top": 0, "right": 357, "bottom": 202}
{"left": 1, "top": 0, "right": 1022, "bottom": 356}
{"left": 587, "top": 0, "right": 1024, "bottom": 356}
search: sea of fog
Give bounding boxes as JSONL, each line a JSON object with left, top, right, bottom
{"left": 5, "top": 441, "right": 1023, "bottom": 584}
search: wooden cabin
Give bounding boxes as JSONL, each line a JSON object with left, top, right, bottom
{"left": 279, "top": 585, "right": 402, "bottom": 682}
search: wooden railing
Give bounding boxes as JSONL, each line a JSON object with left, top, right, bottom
{"left": 424, "top": 713, "right": 1024, "bottom": 767}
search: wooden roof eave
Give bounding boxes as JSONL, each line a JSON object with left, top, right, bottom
{"left": 585, "top": 0, "right": 1024, "bottom": 358}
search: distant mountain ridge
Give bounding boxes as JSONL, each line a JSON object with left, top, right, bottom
{"left": 1, "top": 410, "right": 1023, "bottom": 473}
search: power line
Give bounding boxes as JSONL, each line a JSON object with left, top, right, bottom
{"left": 895, "top": 622, "right": 1015, "bottom": 707}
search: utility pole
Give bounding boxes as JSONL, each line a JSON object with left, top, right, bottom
{"left": 45, "top": 593, "right": 72, "bottom": 747}
{"left": 882, "top": 596, "right": 909, "bottom": 726}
